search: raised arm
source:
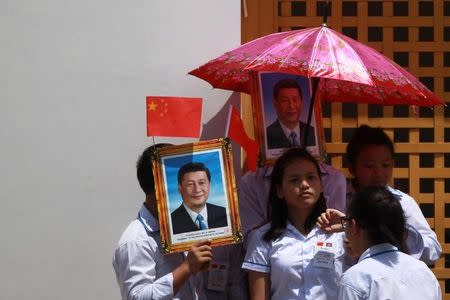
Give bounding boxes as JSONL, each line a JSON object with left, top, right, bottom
{"left": 113, "top": 240, "right": 212, "bottom": 300}
{"left": 172, "top": 240, "right": 213, "bottom": 294}
{"left": 113, "top": 240, "right": 174, "bottom": 300}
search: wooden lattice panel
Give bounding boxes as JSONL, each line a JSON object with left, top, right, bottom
{"left": 242, "top": 0, "right": 450, "bottom": 297}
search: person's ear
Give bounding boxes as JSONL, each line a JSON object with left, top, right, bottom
{"left": 178, "top": 184, "right": 182, "bottom": 194}
{"left": 350, "top": 219, "right": 362, "bottom": 236}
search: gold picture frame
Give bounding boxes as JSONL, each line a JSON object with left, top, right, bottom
{"left": 150, "top": 138, "right": 242, "bottom": 254}
{"left": 249, "top": 71, "right": 326, "bottom": 164}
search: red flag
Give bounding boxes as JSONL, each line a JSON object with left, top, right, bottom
{"left": 226, "top": 106, "right": 259, "bottom": 171}
{"left": 146, "top": 96, "right": 202, "bottom": 138}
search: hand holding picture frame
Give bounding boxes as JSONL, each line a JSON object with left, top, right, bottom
{"left": 150, "top": 138, "right": 242, "bottom": 254}
{"left": 250, "top": 71, "right": 325, "bottom": 163}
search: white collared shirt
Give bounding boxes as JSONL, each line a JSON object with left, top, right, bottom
{"left": 338, "top": 243, "right": 441, "bottom": 300}
{"left": 112, "top": 204, "right": 197, "bottom": 300}
{"left": 279, "top": 121, "right": 301, "bottom": 145}
{"left": 242, "top": 223, "right": 347, "bottom": 300}
{"left": 183, "top": 203, "right": 208, "bottom": 229}
{"left": 238, "top": 163, "right": 347, "bottom": 246}
{"left": 346, "top": 183, "right": 442, "bottom": 265}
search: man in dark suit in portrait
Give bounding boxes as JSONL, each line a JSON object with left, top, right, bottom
{"left": 266, "top": 78, "right": 316, "bottom": 149}
{"left": 171, "top": 162, "right": 228, "bottom": 235}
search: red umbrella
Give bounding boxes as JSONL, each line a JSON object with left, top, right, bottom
{"left": 189, "top": 25, "right": 444, "bottom": 107}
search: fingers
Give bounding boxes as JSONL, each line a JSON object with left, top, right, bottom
{"left": 186, "top": 240, "right": 213, "bottom": 273}
{"left": 318, "top": 212, "right": 331, "bottom": 224}
{"left": 193, "top": 239, "right": 212, "bottom": 248}
{"left": 316, "top": 211, "right": 331, "bottom": 229}
{"left": 328, "top": 208, "right": 346, "bottom": 218}
{"left": 316, "top": 209, "right": 347, "bottom": 232}
{"left": 191, "top": 240, "right": 213, "bottom": 257}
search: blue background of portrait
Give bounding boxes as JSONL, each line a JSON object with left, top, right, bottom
{"left": 162, "top": 149, "right": 227, "bottom": 213}
{"left": 260, "top": 72, "right": 312, "bottom": 126}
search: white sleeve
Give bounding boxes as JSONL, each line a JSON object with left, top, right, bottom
{"left": 113, "top": 240, "right": 174, "bottom": 300}
{"left": 397, "top": 190, "right": 442, "bottom": 265}
{"left": 338, "top": 282, "right": 364, "bottom": 300}
{"left": 241, "top": 228, "right": 271, "bottom": 274}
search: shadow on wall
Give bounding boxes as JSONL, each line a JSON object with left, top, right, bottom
{"left": 200, "top": 92, "right": 243, "bottom": 183}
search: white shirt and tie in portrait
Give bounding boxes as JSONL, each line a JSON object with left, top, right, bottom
{"left": 263, "top": 76, "right": 316, "bottom": 150}
{"left": 182, "top": 203, "right": 209, "bottom": 230}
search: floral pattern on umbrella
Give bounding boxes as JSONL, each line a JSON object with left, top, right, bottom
{"left": 189, "top": 25, "right": 444, "bottom": 106}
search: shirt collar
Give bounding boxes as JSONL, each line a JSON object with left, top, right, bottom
{"left": 358, "top": 243, "right": 398, "bottom": 263}
{"left": 183, "top": 203, "right": 208, "bottom": 223}
{"left": 386, "top": 185, "right": 401, "bottom": 198}
{"left": 137, "top": 204, "right": 160, "bottom": 233}
{"left": 285, "top": 220, "right": 320, "bottom": 240}
{"left": 279, "top": 121, "right": 300, "bottom": 142}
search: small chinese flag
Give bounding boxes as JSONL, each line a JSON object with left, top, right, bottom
{"left": 226, "top": 106, "right": 259, "bottom": 171}
{"left": 146, "top": 96, "right": 203, "bottom": 138}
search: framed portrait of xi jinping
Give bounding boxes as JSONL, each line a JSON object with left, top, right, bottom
{"left": 150, "top": 138, "right": 242, "bottom": 254}
{"left": 250, "top": 71, "right": 325, "bottom": 163}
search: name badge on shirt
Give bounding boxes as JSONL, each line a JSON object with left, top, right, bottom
{"left": 312, "top": 241, "right": 334, "bottom": 269}
{"left": 207, "top": 262, "right": 228, "bottom": 291}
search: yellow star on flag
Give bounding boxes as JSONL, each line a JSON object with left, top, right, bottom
{"left": 148, "top": 101, "right": 157, "bottom": 111}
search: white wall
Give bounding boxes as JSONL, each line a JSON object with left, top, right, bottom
{"left": 0, "top": 1, "right": 240, "bottom": 299}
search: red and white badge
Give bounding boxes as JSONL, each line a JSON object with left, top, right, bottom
{"left": 207, "top": 262, "right": 228, "bottom": 291}
{"left": 313, "top": 241, "right": 334, "bottom": 269}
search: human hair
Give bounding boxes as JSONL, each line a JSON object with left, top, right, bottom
{"left": 264, "top": 147, "right": 326, "bottom": 241}
{"left": 346, "top": 125, "right": 394, "bottom": 166}
{"left": 177, "top": 162, "right": 211, "bottom": 185}
{"left": 137, "top": 143, "right": 172, "bottom": 195}
{"left": 272, "top": 78, "right": 302, "bottom": 100}
{"left": 348, "top": 186, "right": 406, "bottom": 251}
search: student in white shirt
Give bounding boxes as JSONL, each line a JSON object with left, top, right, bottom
{"left": 318, "top": 125, "right": 441, "bottom": 265}
{"left": 112, "top": 144, "right": 213, "bottom": 300}
{"left": 242, "top": 148, "right": 347, "bottom": 300}
{"left": 239, "top": 160, "right": 346, "bottom": 248}
{"left": 338, "top": 186, "right": 441, "bottom": 300}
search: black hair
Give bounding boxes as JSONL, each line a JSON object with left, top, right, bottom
{"left": 263, "top": 147, "right": 326, "bottom": 241}
{"left": 346, "top": 125, "right": 394, "bottom": 166}
{"left": 273, "top": 78, "right": 302, "bottom": 100}
{"left": 348, "top": 186, "right": 406, "bottom": 251}
{"left": 177, "top": 162, "right": 211, "bottom": 185}
{"left": 136, "top": 143, "right": 172, "bottom": 195}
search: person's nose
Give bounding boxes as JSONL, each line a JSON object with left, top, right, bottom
{"left": 372, "top": 165, "right": 383, "bottom": 176}
{"left": 288, "top": 99, "right": 297, "bottom": 109}
{"left": 299, "top": 179, "right": 309, "bottom": 191}
{"left": 192, "top": 183, "right": 201, "bottom": 192}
